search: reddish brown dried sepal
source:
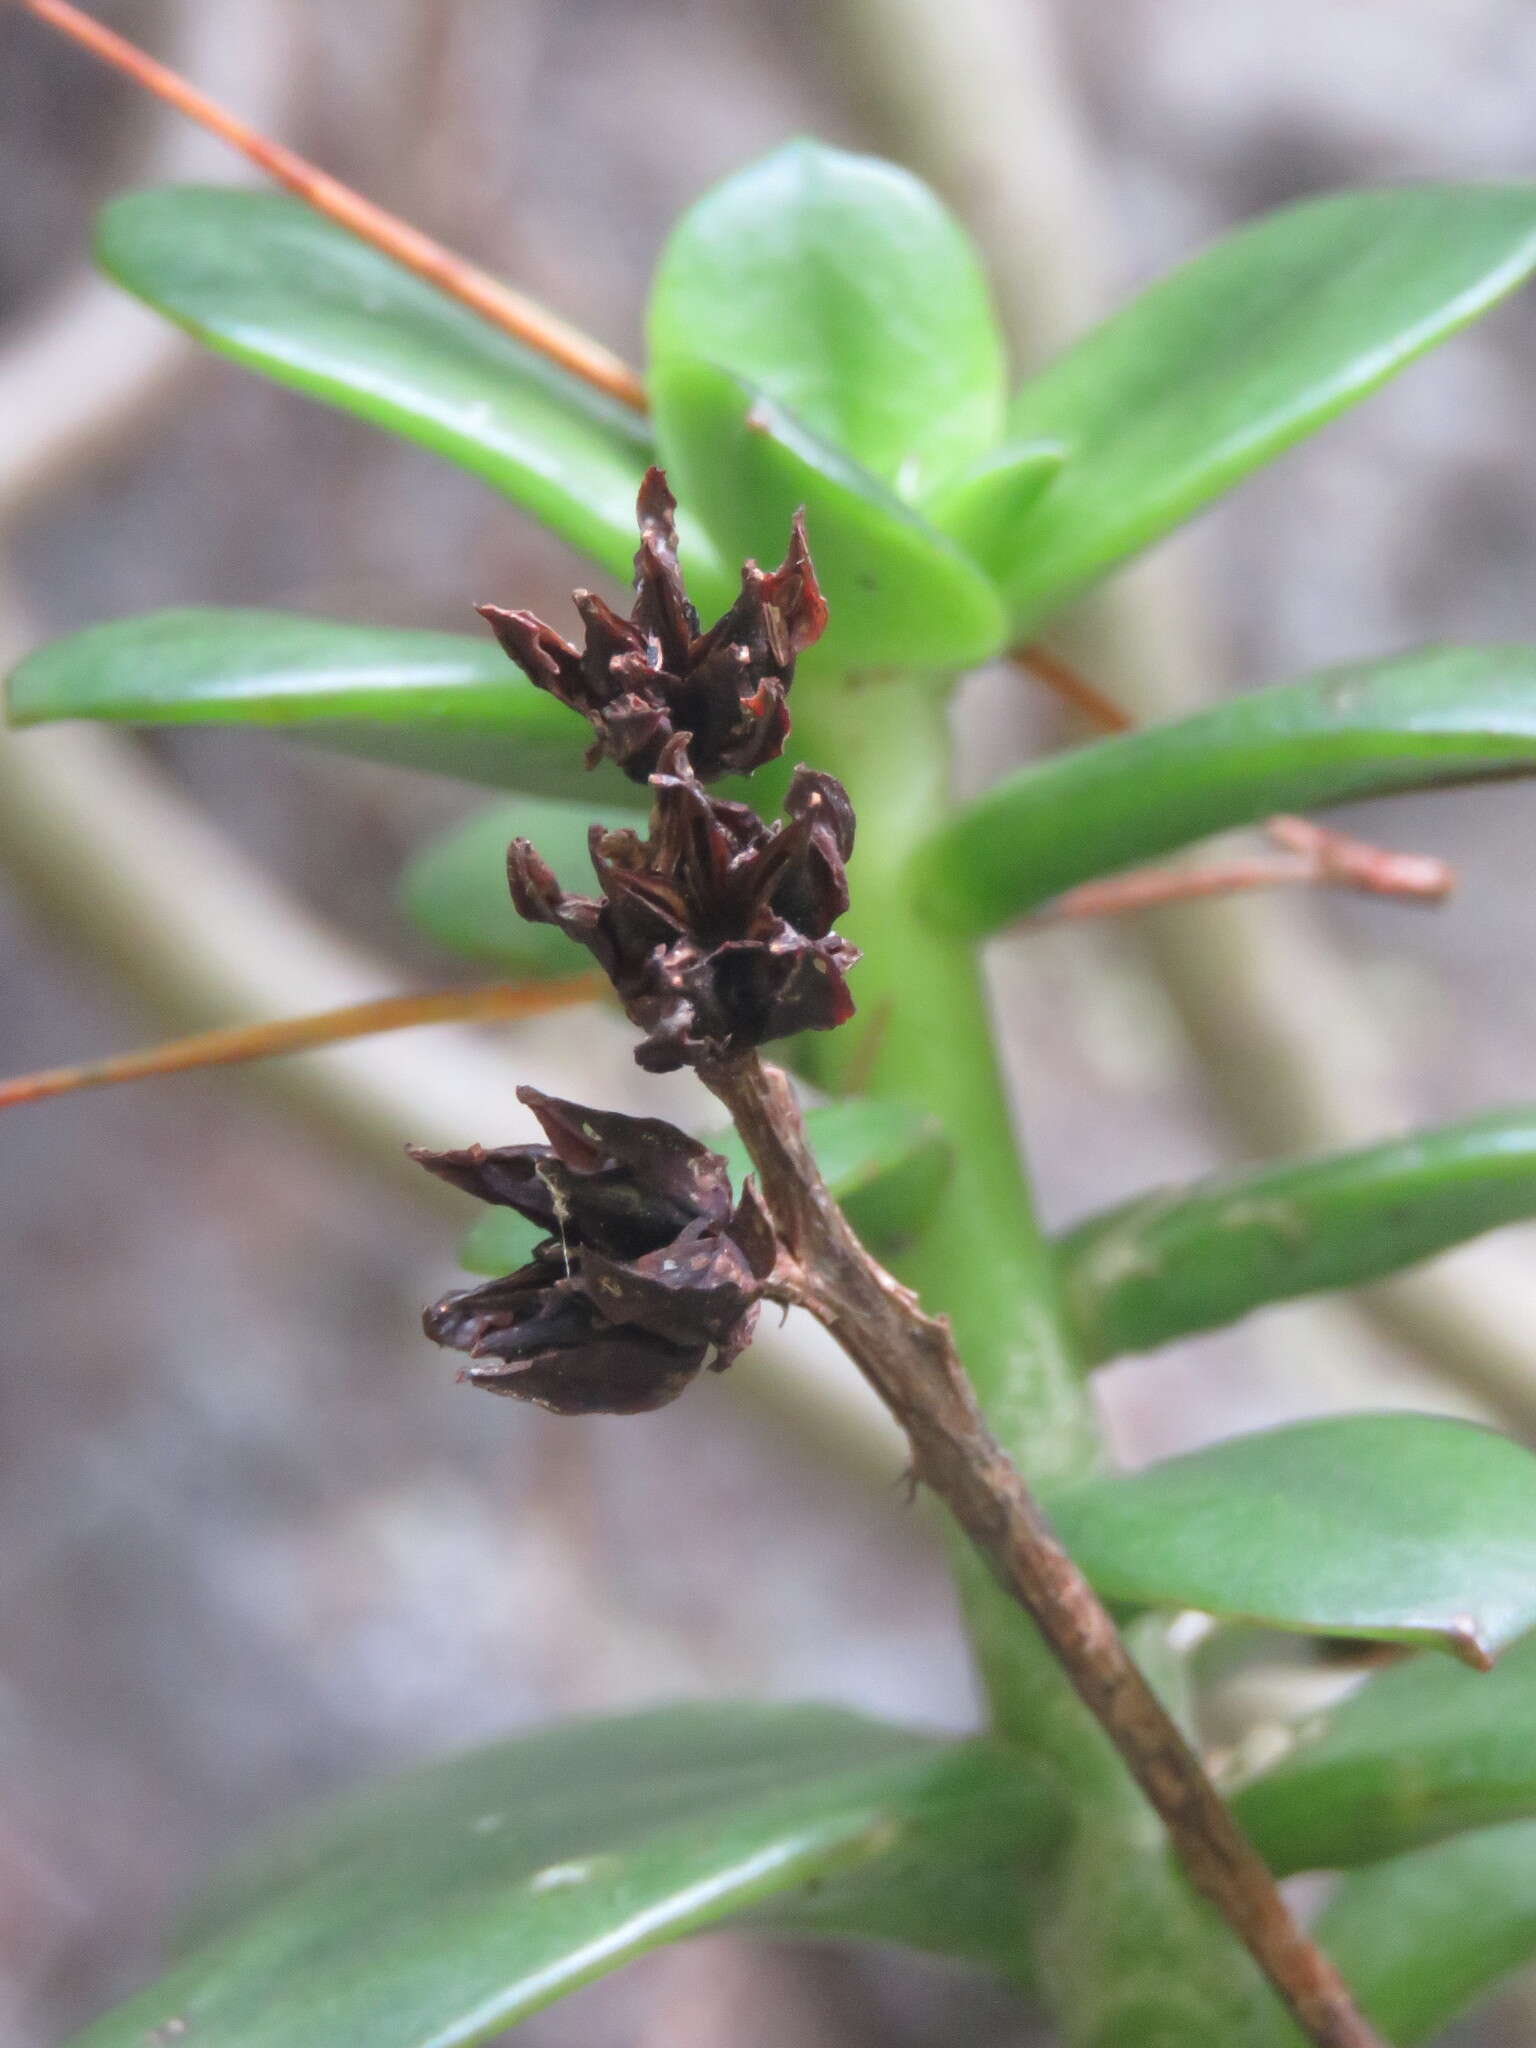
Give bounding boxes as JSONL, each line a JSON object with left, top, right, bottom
{"left": 499, "top": 735, "right": 858, "bottom": 1072}
{"left": 478, "top": 466, "right": 825, "bottom": 785}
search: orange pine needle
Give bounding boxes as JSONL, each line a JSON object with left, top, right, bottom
{"left": 0, "top": 975, "right": 606, "bottom": 1111}
{"left": 14, "top": 0, "right": 648, "bottom": 412}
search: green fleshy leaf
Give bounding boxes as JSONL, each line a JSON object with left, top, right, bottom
{"left": 458, "top": 1098, "right": 951, "bottom": 1275}
{"left": 1047, "top": 1414, "right": 1536, "bottom": 1665}
{"left": 647, "top": 140, "right": 1006, "bottom": 497}
{"left": 912, "top": 644, "right": 1536, "bottom": 934}
{"left": 1315, "top": 1821, "right": 1536, "bottom": 2044}
{"left": 69, "top": 1705, "right": 1054, "bottom": 2048}
{"left": 650, "top": 359, "right": 1007, "bottom": 670}
{"left": 1058, "top": 1104, "right": 1536, "bottom": 1366}
{"left": 1234, "top": 1628, "right": 1536, "bottom": 1875}
{"left": 95, "top": 187, "right": 653, "bottom": 579}
{"left": 400, "top": 795, "right": 646, "bottom": 979}
{"left": 921, "top": 439, "right": 1067, "bottom": 583}
{"left": 4, "top": 609, "right": 618, "bottom": 796}
{"left": 1005, "top": 184, "right": 1536, "bottom": 626}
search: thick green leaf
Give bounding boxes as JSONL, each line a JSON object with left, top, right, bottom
{"left": 647, "top": 140, "right": 1006, "bottom": 497}
{"left": 1315, "top": 1821, "right": 1536, "bottom": 2044}
{"left": 1005, "top": 184, "right": 1536, "bottom": 626}
{"left": 1047, "top": 1414, "right": 1536, "bottom": 1665}
{"left": 3, "top": 609, "right": 625, "bottom": 797}
{"left": 1058, "top": 1104, "right": 1536, "bottom": 1366}
{"left": 400, "top": 794, "right": 646, "bottom": 978}
{"left": 1233, "top": 1628, "right": 1536, "bottom": 1875}
{"left": 913, "top": 645, "right": 1536, "bottom": 934}
{"left": 71, "top": 1705, "right": 1054, "bottom": 2048}
{"left": 921, "top": 439, "right": 1067, "bottom": 583}
{"left": 458, "top": 1098, "right": 951, "bottom": 1275}
{"left": 96, "top": 188, "right": 654, "bottom": 579}
{"left": 650, "top": 359, "right": 1007, "bottom": 669}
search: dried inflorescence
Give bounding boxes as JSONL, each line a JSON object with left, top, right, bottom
{"left": 414, "top": 1087, "right": 776, "bottom": 1415}
{"left": 479, "top": 467, "right": 826, "bottom": 785}
{"left": 418, "top": 475, "right": 855, "bottom": 1406}
{"left": 509, "top": 733, "right": 859, "bottom": 1072}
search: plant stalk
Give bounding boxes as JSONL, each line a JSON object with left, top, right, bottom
{"left": 704, "top": 1049, "right": 1383, "bottom": 2048}
{"left": 793, "top": 671, "right": 1337, "bottom": 2040}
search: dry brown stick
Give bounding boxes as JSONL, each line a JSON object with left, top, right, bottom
{"left": 1039, "top": 853, "right": 1339, "bottom": 921}
{"left": 1263, "top": 814, "right": 1453, "bottom": 901}
{"left": 0, "top": 975, "right": 605, "bottom": 1110}
{"left": 1016, "top": 637, "right": 1136, "bottom": 736}
{"left": 12, "top": 0, "right": 648, "bottom": 412}
{"left": 1014, "top": 640, "right": 1454, "bottom": 901}
{"left": 702, "top": 1048, "right": 1386, "bottom": 2048}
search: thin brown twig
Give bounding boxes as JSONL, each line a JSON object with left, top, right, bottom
{"left": 1263, "top": 813, "right": 1454, "bottom": 900}
{"left": 705, "top": 1049, "right": 1385, "bottom": 2048}
{"left": 1040, "top": 854, "right": 1331, "bottom": 921}
{"left": 0, "top": 975, "right": 605, "bottom": 1111}
{"left": 1039, "top": 829, "right": 1452, "bottom": 925}
{"left": 1013, "top": 640, "right": 1455, "bottom": 910}
{"left": 11, "top": 0, "right": 648, "bottom": 412}
{"left": 1017, "top": 638, "right": 1134, "bottom": 735}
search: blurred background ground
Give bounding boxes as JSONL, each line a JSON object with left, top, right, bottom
{"left": 4, "top": 2, "right": 1536, "bottom": 2042}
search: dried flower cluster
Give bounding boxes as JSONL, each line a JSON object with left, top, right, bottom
{"left": 415, "top": 1088, "right": 775, "bottom": 1414}
{"left": 480, "top": 468, "right": 827, "bottom": 785}
{"left": 421, "top": 472, "right": 856, "bottom": 1413}
{"left": 510, "top": 733, "right": 858, "bottom": 1072}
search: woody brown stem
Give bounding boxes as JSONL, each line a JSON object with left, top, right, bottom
{"left": 13, "top": 0, "right": 647, "bottom": 411}
{"left": 702, "top": 1048, "right": 1386, "bottom": 2048}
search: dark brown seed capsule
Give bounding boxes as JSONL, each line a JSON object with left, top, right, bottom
{"left": 508, "top": 735, "right": 858, "bottom": 1072}
{"left": 413, "top": 1087, "right": 777, "bottom": 1415}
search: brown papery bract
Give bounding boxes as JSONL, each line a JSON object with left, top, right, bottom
{"left": 480, "top": 468, "right": 826, "bottom": 786}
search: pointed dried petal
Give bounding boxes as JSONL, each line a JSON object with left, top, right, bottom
{"left": 763, "top": 509, "right": 829, "bottom": 655}
{"left": 477, "top": 607, "right": 582, "bottom": 698}
{"left": 465, "top": 1324, "right": 705, "bottom": 1415}
{"left": 478, "top": 468, "right": 822, "bottom": 783}
{"left": 786, "top": 766, "right": 857, "bottom": 861}
{"left": 632, "top": 467, "right": 700, "bottom": 672}
{"left": 421, "top": 1265, "right": 555, "bottom": 1356}
{"left": 580, "top": 1229, "right": 759, "bottom": 1346}
{"left": 408, "top": 1141, "right": 558, "bottom": 1229}
{"left": 518, "top": 1086, "right": 734, "bottom": 1231}
{"left": 728, "top": 1179, "right": 779, "bottom": 1282}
